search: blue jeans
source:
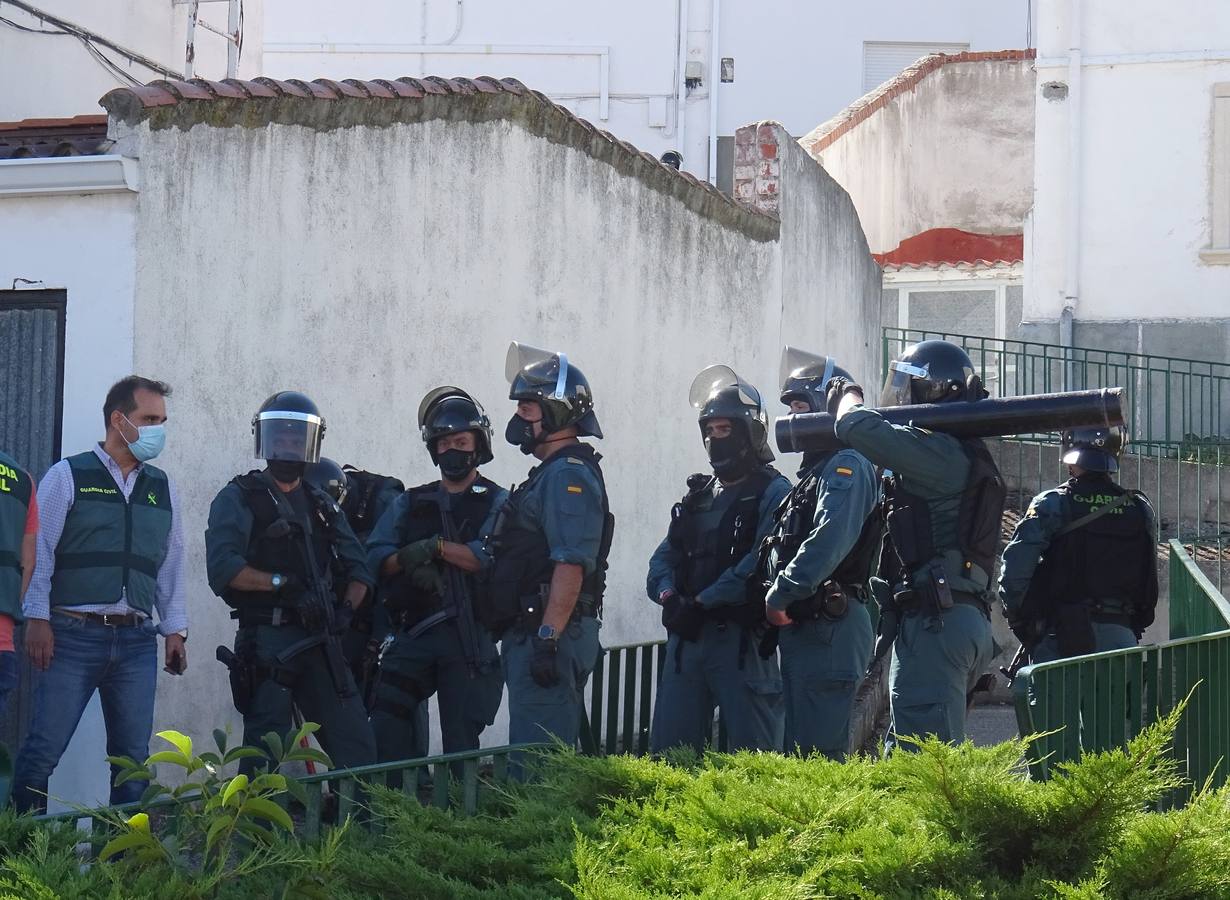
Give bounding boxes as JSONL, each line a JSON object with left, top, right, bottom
{"left": 12, "top": 613, "right": 157, "bottom": 813}
{"left": 0, "top": 650, "right": 18, "bottom": 724}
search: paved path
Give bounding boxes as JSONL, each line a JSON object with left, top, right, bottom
{"left": 966, "top": 703, "right": 1019, "bottom": 747}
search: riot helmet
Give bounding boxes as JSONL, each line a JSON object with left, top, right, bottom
{"left": 418, "top": 385, "right": 494, "bottom": 479}
{"left": 303, "top": 457, "right": 348, "bottom": 503}
{"left": 779, "top": 346, "right": 853, "bottom": 413}
{"left": 252, "top": 391, "right": 325, "bottom": 463}
{"left": 505, "top": 342, "right": 602, "bottom": 454}
{"left": 1061, "top": 425, "right": 1125, "bottom": 474}
{"left": 690, "top": 364, "right": 774, "bottom": 479}
{"left": 879, "top": 340, "right": 987, "bottom": 408}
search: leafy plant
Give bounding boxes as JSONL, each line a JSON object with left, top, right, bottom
{"left": 93, "top": 722, "right": 336, "bottom": 898}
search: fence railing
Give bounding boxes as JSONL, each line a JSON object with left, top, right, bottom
{"left": 35, "top": 743, "right": 546, "bottom": 852}
{"left": 882, "top": 327, "right": 1230, "bottom": 450}
{"left": 1012, "top": 540, "right": 1230, "bottom": 806}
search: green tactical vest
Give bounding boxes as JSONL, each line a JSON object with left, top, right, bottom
{"left": 50, "top": 451, "right": 173, "bottom": 616}
{"left": 0, "top": 449, "right": 33, "bottom": 622}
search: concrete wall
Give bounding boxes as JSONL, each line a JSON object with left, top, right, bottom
{"left": 0, "top": 189, "right": 138, "bottom": 810}
{"left": 262, "top": 0, "right": 1026, "bottom": 181}
{"left": 800, "top": 57, "right": 1036, "bottom": 255}
{"left": 98, "top": 86, "right": 881, "bottom": 757}
{"left": 0, "top": 0, "right": 263, "bottom": 121}
{"left": 1029, "top": 0, "right": 1230, "bottom": 330}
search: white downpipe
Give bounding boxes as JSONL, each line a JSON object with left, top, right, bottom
{"left": 707, "top": 0, "right": 720, "bottom": 184}
{"left": 674, "top": 0, "right": 689, "bottom": 163}
{"left": 1060, "top": 0, "right": 1082, "bottom": 389}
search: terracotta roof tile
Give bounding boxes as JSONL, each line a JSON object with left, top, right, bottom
{"left": 803, "top": 49, "right": 1036, "bottom": 154}
{"left": 0, "top": 115, "right": 111, "bottom": 159}
{"left": 96, "top": 74, "right": 780, "bottom": 241}
{"left": 874, "top": 228, "right": 1024, "bottom": 269}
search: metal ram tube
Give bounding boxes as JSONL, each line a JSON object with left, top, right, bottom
{"left": 775, "top": 388, "right": 1125, "bottom": 454}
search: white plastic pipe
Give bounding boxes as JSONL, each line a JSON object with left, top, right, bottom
{"left": 674, "top": 0, "right": 689, "bottom": 165}
{"left": 707, "top": 0, "right": 720, "bottom": 184}
{"left": 1061, "top": 0, "right": 1082, "bottom": 389}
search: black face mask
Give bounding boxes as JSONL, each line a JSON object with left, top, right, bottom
{"left": 505, "top": 414, "right": 539, "bottom": 455}
{"left": 705, "top": 430, "right": 753, "bottom": 480}
{"left": 268, "top": 459, "right": 307, "bottom": 483}
{"left": 438, "top": 448, "right": 479, "bottom": 481}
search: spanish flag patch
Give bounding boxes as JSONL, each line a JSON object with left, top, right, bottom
{"left": 835, "top": 466, "right": 853, "bottom": 476}
{"left": 567, "top": 485, "right": 583, "bottom": 494}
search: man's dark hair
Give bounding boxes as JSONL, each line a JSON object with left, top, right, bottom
{"left": 103, "top": 376, "right": 172, "bottom": 428}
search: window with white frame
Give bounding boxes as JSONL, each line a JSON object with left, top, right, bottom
{"left": 1202, "top": 83, "right": 1230, "bottom": 264}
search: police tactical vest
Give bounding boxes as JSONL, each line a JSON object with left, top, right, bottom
{"left": 340, "top": 469, "right": 405, "bottom": 542}
{"left": 483, "top": 444, "right": 614, "bottom": 633}
{"left": 0, "top": 449, "right": 33, "bottom": 621}
{"left": 1033, "top": 475, "right": 1156, "bottom": 618}
{"left": 883, "top": 438, "right": 1005, "bottom": 596}
{"left": 50, "top": 451, "right": 172, "bottom": 616}
{"left": 383, "top": 477, "right": 499, "bottom": 617}
{"left": 765, "top": 458, "right": 882, "bottom": 595}
{"left": 668, "top": 467, "right": 777, "bottom": 601}
{"left": 223, "top": 471, "right": 337, "bottom": 610}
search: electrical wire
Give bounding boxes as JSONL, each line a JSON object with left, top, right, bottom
{"left": 0, "top": 0, "right": 180, "bottom": 77}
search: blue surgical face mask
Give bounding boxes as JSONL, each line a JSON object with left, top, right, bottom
{"left": 122, "top": 414, "right": 166, "bottom": 462}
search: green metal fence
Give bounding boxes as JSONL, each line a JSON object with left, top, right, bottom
{"left": 882, "top": 327, "right": 1230, "bottom": 450}
{"left": 1013, "top": 540, "right": 1230, "bottom": 805}
{"left": 35, "top": 742, "right": 545, "bottom": 852}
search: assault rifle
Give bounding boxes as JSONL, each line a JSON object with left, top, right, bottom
{"left": 422, "top": 487, "right": 486, "bottom": 677}
{"left": 262, "top": 472, "right": 354, "bottom": 698}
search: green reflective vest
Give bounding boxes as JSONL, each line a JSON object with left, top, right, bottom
{"left": 50, "top": 452, "right": 172, "bottom": 616}
{"left": 0, "top": 449, "right": 32, "bottom": 622}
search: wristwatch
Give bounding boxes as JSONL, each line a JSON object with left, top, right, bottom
{"left": 536, "top": 623, "right": 558, "bottom": 641}
{"left": 271, "top": 573, "right": 286, "bottom": 591}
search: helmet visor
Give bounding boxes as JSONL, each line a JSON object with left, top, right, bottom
{"left": 880, "top": 359, "right": 928, "bottom": 408}
{"left": 505, "top": 342, "right": 569, "bottom": 399}
{"left": 255, "top": 412, "right": 324, "bottom": 463}
{"left": 689, "top": 364, "right": 761, "bottom": 411}
{"left": 779, "top": 347, "right": 834, "bottom": 392}
{"left": 418, "top": 386, "right": 480, "bottom": 429}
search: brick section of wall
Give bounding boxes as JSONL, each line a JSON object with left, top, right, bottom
{"left": 732, "top": 122, "right": 781, "bottom": 217}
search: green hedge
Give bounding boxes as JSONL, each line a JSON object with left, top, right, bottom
{"left": 3, "top": 708, "right": 1229, "bottom": 899}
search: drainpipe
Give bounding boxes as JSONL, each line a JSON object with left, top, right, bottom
{"left": 707, "top": 0, "right": 720, "bottom": 184}
{"left": 674, "top": 0, "right": 689, "bottom": 169}
{"left": 1060, "top": 0, "right": 1082, "bottom": 389}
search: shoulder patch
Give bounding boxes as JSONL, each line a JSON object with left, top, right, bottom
{"left": 834, "top": 466, "right": 854, "bottom": 477}
{"left": 566, "top": 485, "right": 583, "bottom": 494}
{"left": 566, "top": 457, "right": 585, "bottom": 465}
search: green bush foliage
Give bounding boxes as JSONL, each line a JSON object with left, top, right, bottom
{"left": 3, "top": 705, "right": 1230, "bottom": 898}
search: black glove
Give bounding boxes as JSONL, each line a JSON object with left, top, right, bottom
{"left": 530, "top": 637, "right": 560, "bottom": 688}
{"left": 825, "top": 376, "right": 863, "bottom": 415}
{"left": 662, "top": 594, "right": 705, "bottom": 642}
{"left": 275, "top": 573, "right": 305, "bottom": 602}
{"left": 296, "top": 585, "right": 330, "bottom": 634}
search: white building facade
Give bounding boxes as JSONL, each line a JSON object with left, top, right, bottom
{"left": 260, "top": 0, "right": 1028, "bottom": 184}
{"left": 1026, "top": 0, "right": 1230, "bottom": 358}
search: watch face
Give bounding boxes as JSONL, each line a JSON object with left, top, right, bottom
{"left": 537, "top": 625, "right": 556, "bottom": 640}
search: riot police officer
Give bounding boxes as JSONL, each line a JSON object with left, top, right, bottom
{"left": 205, "top": 391, "right": 376, "bottom": 770}
{"left": 760, "top": 348, "right": 881, "bottom": 759}
{"left": 999, "top": 426, "right": 1157, "bottom": 662}
{"left": 483, "top": 344, "right": 612, "bottom": 762}
{"left": 831, "top": 340, "right": 1002, "bottom": 750}
{"left": 647, "top": 365, "right": 789, "bottom": 754}
{"left": 366, "top": 387, "right": 506, "bottom": 768}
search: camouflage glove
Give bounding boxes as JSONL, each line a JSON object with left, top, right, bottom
{"left": 396, "top": 537, "right": 438, "bottom": 573}
{"left": 409, "top": 563, "right": 445, "bottom": 596}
